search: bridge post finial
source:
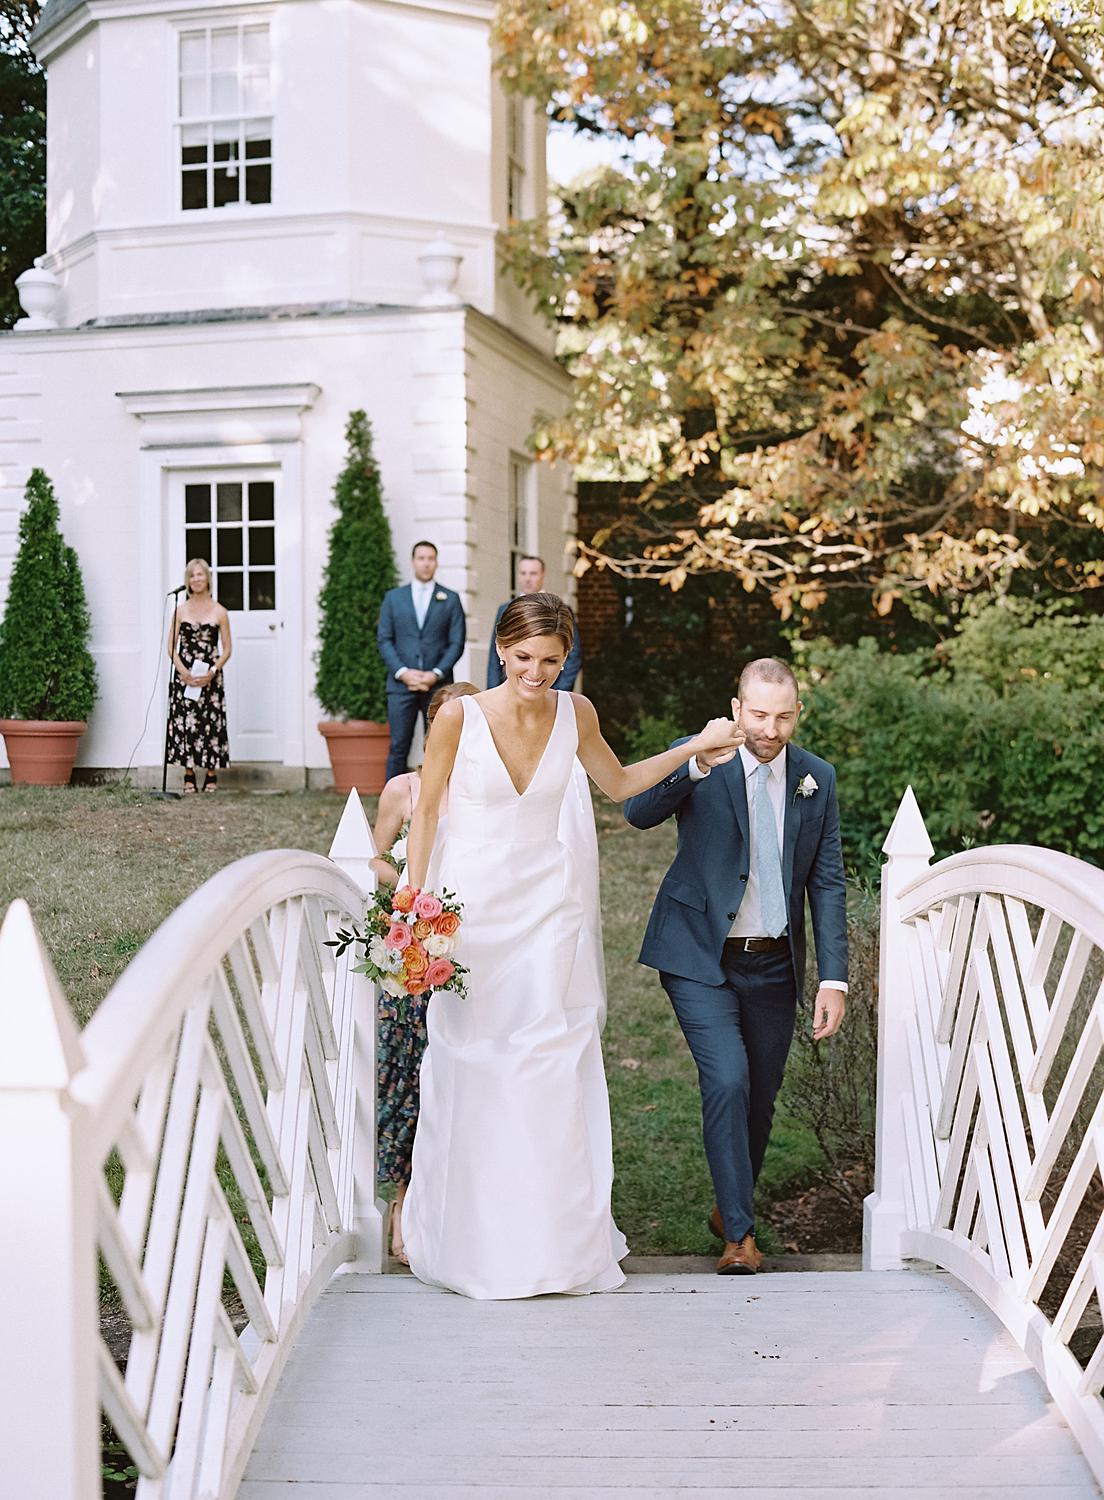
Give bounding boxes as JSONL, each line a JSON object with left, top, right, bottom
{"left": 328, "top": 789, "right": 388, "bottom": 1272}
{"left": 864, "top": 786, "right": 933, "bottom": 1271}
{"left": 0, "top": 900, "right": 99, "bottom": 1498}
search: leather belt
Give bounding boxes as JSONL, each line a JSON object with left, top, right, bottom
{"left": 725, "top": 935, "right": 790, "bottom": 954}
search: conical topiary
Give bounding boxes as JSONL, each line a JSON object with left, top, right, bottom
{"left": 315, "top": 411, "right": 399, "bottom": 721}
{"left": 0, "top": 468, "right": 97, "bottom": 720}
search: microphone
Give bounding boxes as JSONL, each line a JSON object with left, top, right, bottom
{"left": 167, "top": 584, "right": 187, "bottom": 595}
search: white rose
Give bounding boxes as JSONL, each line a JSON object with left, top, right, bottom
{"left": 390, "top": 836, "right": 407, "bottom": 862}
{"left": 368, "top": 936, "right": 390, "bottom": 968}
{"left": 424, "top": 933, "right": 453, "bottom": 958}
{"left": 381, "top": 974, "right": 406, "bottom": 999}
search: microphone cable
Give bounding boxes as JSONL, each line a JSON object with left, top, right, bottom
{"left": 121, "top": 587, "right": 186, "bottom": 786}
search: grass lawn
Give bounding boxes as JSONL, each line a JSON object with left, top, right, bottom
{"left": 2, "top": 783, "right": 824, "bottom": 1256}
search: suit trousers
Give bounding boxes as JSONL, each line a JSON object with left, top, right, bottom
{"left": 661, "top": 943, "right": 798, "bottom": 1243}
{"left": 385, "top": 687, "right": 433, "bottom": 781}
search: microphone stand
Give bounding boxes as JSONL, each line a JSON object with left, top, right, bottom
{"left": 153, "top": 586, "right": 188, "bottom": 799}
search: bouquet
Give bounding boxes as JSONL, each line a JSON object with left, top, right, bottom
{"left": 329, "top": 885, "right": 468, "bottom": 1004}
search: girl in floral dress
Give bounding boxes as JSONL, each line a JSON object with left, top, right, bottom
{"left": 370, "top": 680, "right": 478, "bottom": 1260}
{"left": 166, "top": 559, "right": 232, "bottom": 793}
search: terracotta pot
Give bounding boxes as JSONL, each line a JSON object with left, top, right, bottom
{"left": 318, "top": 719, "right": 391, "bottom": 795}
{"left": 0, "top": 719, "right": 86, "bottom": 786}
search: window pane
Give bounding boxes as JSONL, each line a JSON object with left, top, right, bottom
{"left": 244, "top": 133, "right": 271, "bottom": 160}
{"left": 242, "top": 71, "right": 271, "bottom": 114}
{"left": 211, "top": 28, "right": 238, "bottom": 69}
{"left": 211, "top": 70, "right": 239, "bottom": 115}
{"left": 179, "top": 74, "right": 207, "bottom": 118}
{"left": 218, "top": 572, "right": 244, "bottom": 611}
{"left": 213, "top": 136, "right": 239, "bottom": 163}
{"left": 185, "top": 527, "right": 211, "bottom": 562}
{"left": 213, "top": 168, "right": 240, "bottom": 208}
{"left": 180, "top": 31, "right": 206, "bottom": 71}
{"left": 242, "top": 26, "right": 269, "bottom": 65}
{"left": 184, "top": 484, "right": 210, "bottom": 523}
{"left": 249, "top": 481, "right": 274, "bottom": 519}
{"left": 217, "top": 483, "right": 243, "bottom": 522}
{"left": 181, "top": 141, "right": 208, "bottom": 167}
{"left": 249, "top": 571, "right": 276, "bottom": 611}
{"left": 217, "top": 528, "right": 243, "bottom": 567}
{"left": 250, "top": 525, "right": 275, "bottom": 566}
{"left": 182, "top": 170, "right": 208, "bottom": 211}
{"left": 245, "top": 163, "right": 271, "bottom": 204}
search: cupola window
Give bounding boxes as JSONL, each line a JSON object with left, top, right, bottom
{"left": 178, "top": 24, "right": 272, "bottom": 211}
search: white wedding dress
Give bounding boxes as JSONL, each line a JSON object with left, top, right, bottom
{"left": 401, "top": 691, "right": 628, "bottom": 1299}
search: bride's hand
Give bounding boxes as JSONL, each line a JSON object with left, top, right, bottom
{"left": 693, "top": 717, "right": 744, "bottom": 765}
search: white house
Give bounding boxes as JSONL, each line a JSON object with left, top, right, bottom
{"left": 0, "top": 0, "right": 573, "bottom": 781}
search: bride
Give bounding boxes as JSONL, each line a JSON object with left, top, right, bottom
{"left": 401, "top": 592, "right": 743, "bottom": 1299}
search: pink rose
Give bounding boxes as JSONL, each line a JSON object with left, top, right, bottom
{"left": 413, "top": 892, "right": 444, "bottom": 921}
{"left": 384, "top": 922, "right": 413, "bottom": 951}
{"left": 425, "top": 957, "right": 455, "bottom": 988}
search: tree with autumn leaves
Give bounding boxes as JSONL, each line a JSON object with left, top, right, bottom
{"left": 495, "top": 0, "right": 1104, "bottom": 619}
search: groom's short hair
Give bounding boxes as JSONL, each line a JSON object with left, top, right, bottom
{"left": 738, "top": 658, "right": 799, "bottom": 701}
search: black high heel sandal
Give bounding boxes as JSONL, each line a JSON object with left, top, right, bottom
{"left": 202, "top": 773, "right": 218, "bottom": 793}
{"left": 183, "top": 770, "right": 198, "bottom": 795}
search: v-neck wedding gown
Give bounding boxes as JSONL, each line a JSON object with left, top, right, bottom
{"left": 401, "top": 691, "right": 628, "bottom": 1299}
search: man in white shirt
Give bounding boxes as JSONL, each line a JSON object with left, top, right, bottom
{"left": 377, "top": 541, "right": 466, "bottom": 780}
{"left": 625, "top": 659, "right": 848, "bottom": 1275}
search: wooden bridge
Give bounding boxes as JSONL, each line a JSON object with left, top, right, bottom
{"left": 2, "top": 790, "right": 1103, "bottom": 1499}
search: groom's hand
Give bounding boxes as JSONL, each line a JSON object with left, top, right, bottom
{"left": 812, "top": 987, "right": 846, "bottom": 1041}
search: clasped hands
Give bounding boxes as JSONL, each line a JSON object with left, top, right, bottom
{"left": 179, "top": 667, "right": 215, "bottom": 689}
{"left": 399, "top": 668, "right": 439, "bottom": 693}
{"left": 693, "top": 716, "right": 745, "bottom": 769}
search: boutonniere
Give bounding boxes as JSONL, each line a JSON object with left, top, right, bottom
{"left": 435, "top": 590, "right": 447, "bottom": 602}
{"left": 794, "top": 773, "right": 818, "bottom": 803}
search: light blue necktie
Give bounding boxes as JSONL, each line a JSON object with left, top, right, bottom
{"left": 754, "top": 762, "right": 787, "bottom": 938}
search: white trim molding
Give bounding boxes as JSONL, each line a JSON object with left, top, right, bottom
{"left": 118, "top": 382, "right": 320, "bottom": 448}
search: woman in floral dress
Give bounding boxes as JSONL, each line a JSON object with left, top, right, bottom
{"left": 370, "top": 680, "right": 477, "bottom": 1260}
{"left": 166, "top": 559, "right": 232, "bottom": 793}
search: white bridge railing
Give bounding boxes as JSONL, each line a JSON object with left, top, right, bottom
{"left": 0, "top": 791, "right": 385, "bottom": 1500}
{"left": 866, "top": 788, "right": 1104, "bottom": 1483}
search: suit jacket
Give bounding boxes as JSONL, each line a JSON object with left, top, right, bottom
{"left": 623, "top": 740, "right": 848, "bottom": 993}
{"left": 377, "top": 583, "right": 466, "bottom": 697}
{"left": 485, "top": 599, "right": 583, "bottom": 690}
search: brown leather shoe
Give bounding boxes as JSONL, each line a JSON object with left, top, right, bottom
{"left": 716, "top": 1233, "right": 764, "bottom": 1275}
{"left": 708, "top": 1206, "right": 725, "bottom": 1241}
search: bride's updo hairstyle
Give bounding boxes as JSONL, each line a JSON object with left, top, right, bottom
{"left": 496, "top": 591, "right": 575, "bottom": 659}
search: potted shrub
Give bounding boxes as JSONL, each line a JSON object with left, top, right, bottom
{"left": 0, "top": 468, "right": 98, "bottom": 785}
{"left": 316, "top": 411, "right": 398, "bottom": 794}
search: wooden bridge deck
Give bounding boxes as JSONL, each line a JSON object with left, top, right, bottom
{"left": 238, "top": 1268, "right": 1099, "bottom": 1499}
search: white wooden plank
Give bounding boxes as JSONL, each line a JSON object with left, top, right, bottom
{"left": 238, "top": 1487, "right": 1099, "bottom": 1500}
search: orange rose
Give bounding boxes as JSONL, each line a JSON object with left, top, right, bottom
{"left": 403, "top": 944, "right": 429, "bottom": 977}
{"left": 392, "top": 886, "right": 417, "bottom": 914}
{"left": 405, "top": 976, "right": 428, "bottom": 996}
{"left": 435, "top": 911, "right": 461, "bottom": 937}
{"left": 412, "top": 918, "right": 434, "bottom": 942}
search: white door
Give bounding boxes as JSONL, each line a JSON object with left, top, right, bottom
{"left": 177, "top": 470, "right": 283, "bottom": 761}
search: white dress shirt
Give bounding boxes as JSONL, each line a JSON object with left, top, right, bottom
{"left": 396, "top": 578, "right": 445, "bottom": 681}
{"left": 688, "top": 744, "right": 847, "bottom": 993}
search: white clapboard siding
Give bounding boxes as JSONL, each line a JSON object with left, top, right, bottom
{"left": 0, "top": 790, "right": 385, "bottom": 1500}
{"left": 237, "top": 1270, "right": 1099, "bottom": 1497}
{"left": 865, "top": 788, "right": 1104, "bottom": 1487}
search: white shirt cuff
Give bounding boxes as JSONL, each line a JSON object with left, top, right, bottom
{"left": 687, "top": 756, "right": 710, "bottom": 781}
{"left": 818, "top": 981, "right": 848, "bottom": 994}
{"left": 395, "top": 668, "right": 408, "bottom": 680}
{"left": 433, "top": 668, "right": 444, "bottom": 678}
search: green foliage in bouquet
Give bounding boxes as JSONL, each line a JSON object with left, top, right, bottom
{"left": 0, "top": 467, "right": 97, "bottom": 720}
{"left": 315, "top": 411, "right": 398, "bottom": 721}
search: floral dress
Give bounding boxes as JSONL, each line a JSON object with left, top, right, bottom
{"left": 376, "top": 818, "right": 430, "bottom": 1184}
{"left": 167, "top": 620, "right": 230, "bottom": 770}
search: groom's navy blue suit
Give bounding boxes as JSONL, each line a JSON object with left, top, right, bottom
{"left": 625, "top": 740, "right": 847, "bottom": 1243}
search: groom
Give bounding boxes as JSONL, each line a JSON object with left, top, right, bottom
{"left": 624, "top": 658, "right": 847, "bottom": 1275}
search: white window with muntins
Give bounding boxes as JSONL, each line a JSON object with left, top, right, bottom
{"left": 178, "top": 23, "right": 272, "bottom": 212}
{"left": 178, "top": 472, "right": 282, "bottom": 761}
{"left": 506, "top": 95, "right": 527, "bottom": 221}
{"left": 508, "top": 453, "right": 535, "bottom": 591}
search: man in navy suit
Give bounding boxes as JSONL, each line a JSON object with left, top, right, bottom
{"left": 377, "top": 540, "right": 466, "bottom": 780}
{"left": 624, "top": 659, "right": 847, "bottom": 1275}
{"left": 486, "top": 555, "right": 582, "bottom": 690}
